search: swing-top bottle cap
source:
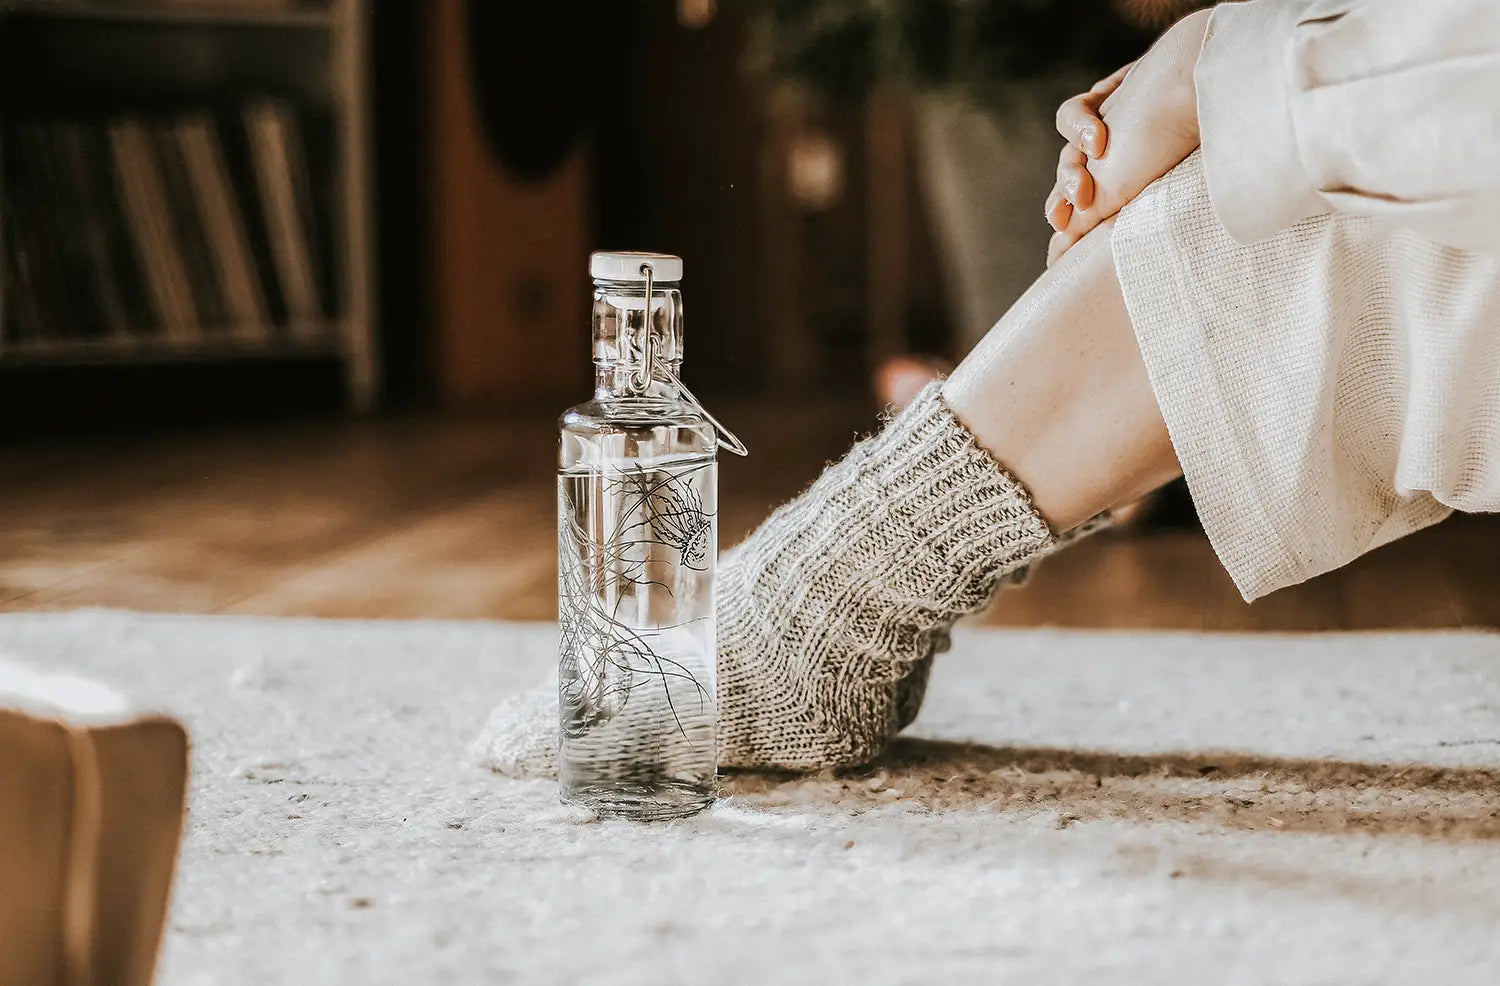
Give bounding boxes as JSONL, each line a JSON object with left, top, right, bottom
{"left": 590, "top": 251, "right": 683, "bottom": 283}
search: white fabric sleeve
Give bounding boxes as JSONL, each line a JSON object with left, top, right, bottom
{"left": 1196, "top": 0, "right": 1500, "bottom": 253}
{"left": 1195, "top": 0, "right": 1323, "bottom": 243}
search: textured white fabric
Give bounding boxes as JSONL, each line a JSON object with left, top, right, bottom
{"left": 6, "top": 610, "right": 1500, "bottom": 985}
{"left": 1114, "top": 151, "right": 1500, "bottom": 600}
{"left": 1197, "top": 0, "right": 1500, "bottom": 251}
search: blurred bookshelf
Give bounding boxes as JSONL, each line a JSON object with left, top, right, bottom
{"left": 0, "top": 1, "right": 333, "bottom": 26}
{"left": 0, "top": 0, "right": 377, "bottom": 413}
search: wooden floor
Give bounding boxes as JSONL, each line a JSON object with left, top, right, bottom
{"left": 2, "top": 402, "right": 1497, "bottom": 630}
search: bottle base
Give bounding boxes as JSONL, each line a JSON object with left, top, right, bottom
{"left": 562, "top": 781, "right": 716, "bottom": 821}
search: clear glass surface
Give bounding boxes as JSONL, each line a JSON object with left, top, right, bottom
{"left": 557, "top": 381, "right": 718, "bottom": 819}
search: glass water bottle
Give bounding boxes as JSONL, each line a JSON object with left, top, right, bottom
{"left": 557, "top": 251, "right": 738, "bottom": 820}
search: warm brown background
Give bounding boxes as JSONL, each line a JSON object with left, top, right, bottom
{"left": 3, "top": 404, "right": 1496, "bottom": 629}
{"left": 2, "top": 2, "right": 1494, "bottom": 630}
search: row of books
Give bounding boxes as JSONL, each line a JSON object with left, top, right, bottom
{"left": 3, "top": 1, "right": 327, "bottom": 16}
{"left": 1, "top": 100, "right": 338, "bottom": 347}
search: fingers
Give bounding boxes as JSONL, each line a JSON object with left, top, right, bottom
{"left": 1044, "top": 187, "right": 1073, "bottom": 232}
{"left": 1061, "top": 193, "right": 1103, "bottom": 248}
{"left": 1046, "top": 231, "right": 1076, "bottom": 268}
{"left": 1048, "top": 145, "right": 1093, "bottom": 233}
{"left": 1049, "top": 61, "right": 1134, "bottom": 240}
{"left": 1054, "top": 62, "right": 1134, "bottom": 159}
{"left": 1055, "top": 92, "right": 1106, "bottom": 159}
{"left": 1056, "top": 145, "right": 1093, "bottom": 212}
{"left": 1050, "top": 183, "right": 1112, "bottom": 263}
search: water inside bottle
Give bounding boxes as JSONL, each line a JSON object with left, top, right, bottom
{"left": 557, "top": 451, "right": 717, "bottom": 818}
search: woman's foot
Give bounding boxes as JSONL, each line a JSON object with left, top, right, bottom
{"left": 475, "top": 383, "right": 1064, "bottom": 775}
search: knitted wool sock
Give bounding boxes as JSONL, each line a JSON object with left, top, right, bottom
{"left": 475, "top": 382, "right": 1081, "bottom": 775}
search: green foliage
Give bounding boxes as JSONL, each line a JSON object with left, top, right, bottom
{"left": 748, "top": 0, "right": 1153, "bottom": 108}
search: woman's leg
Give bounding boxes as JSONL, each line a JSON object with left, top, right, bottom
{"left": 477, "top": 217, "right": 1181, "bottom": 776}
{"left": 944, "top": 217, "right": 1181, "bottom": 532}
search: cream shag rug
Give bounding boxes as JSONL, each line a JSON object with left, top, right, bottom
{"left": 4, "top": 610, "right": 1500, "bottom": 985}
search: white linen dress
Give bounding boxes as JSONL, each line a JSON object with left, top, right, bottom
{"left": 1111, "top": 0, "right": 1500, "bottom": 599}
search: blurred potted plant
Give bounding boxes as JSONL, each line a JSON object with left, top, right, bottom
{"left": 749, "top": 1, "right": 1185, "bottom": 362}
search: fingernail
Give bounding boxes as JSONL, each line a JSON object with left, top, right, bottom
{"left": 1081, "top": 125, "right": 1099, "bottom": 156}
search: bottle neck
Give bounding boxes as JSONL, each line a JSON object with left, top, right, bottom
{"left": 594, "top": 363, "right": 684, "bottom": 402}
{"left": 592, "top": 278, "right": 684, "bottom": 391}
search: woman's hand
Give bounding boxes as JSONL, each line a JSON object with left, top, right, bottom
{"left": 1044, "top": 63, "right": 1131, "bottom": 225}
{"left": 1045, "top": 8, "right": 1212, "bottom": 264}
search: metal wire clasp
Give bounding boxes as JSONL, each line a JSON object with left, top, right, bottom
{"left": 637, "top": 262, "right": 748, "bottom": 457}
